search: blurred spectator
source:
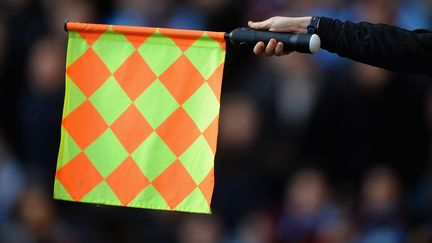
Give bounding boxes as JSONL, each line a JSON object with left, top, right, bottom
{"left": 219, "top": 93, "right": 261, "bottom": 152}
{"left": 1, "top": 0, "right": 46, "bottom": 155}
{"left": 177, "top": 214, "right": 223, "bottom": 243}
{"left": 17, "top": 35, "right": 64, "bottom": 185}
{"left": 106, "top": 0, "right": 174, "bottom": 26}
{"left": 278, "top": 169, "right": 350, "bottom": 243}
{"left": 214, "top": 92, "right": 270, "bottom": 226}
{"left": 265, "top": 52, "right": 321, "bottom": 134}
{"left": 354, "top": 166, "right": 405, "bottom": 243}
{"left": 304, "top": 60, "right": 430, "bottom": 185}
{"left": 42, "top": 0, "right": 98, "bottom": 37}
{"left": 26, "top": 36, "right": 64, "bottom": 95}
{"left": 189, "top": 0, "right": 245, "bottom": 31}
{"left": 228, "top": 209, "right": 277, "bottom": 243}
{"left": 106, "top": 0, "right": 211, "bottom": 30}
{"left": 396, "top": 0, "right": 431, "bottom": 29}
{"left": 0, "top": 131, "right": 25, "bottom": 227}
{"left": 0, "top": 186, "right": 78, "bottom": 243}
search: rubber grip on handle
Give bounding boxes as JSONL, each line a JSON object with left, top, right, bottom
{"left": 227, "top": 27, "right": 320, "bottom": 54}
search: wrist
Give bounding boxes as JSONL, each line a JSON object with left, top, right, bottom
{"left": 307, "top": 16, "right": 321, "bottom": 34}
{"left": 299, "top": 17, "right": 312, "bottom": 33}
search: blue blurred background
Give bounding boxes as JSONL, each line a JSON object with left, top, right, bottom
{"left": 0, "top": 0, "right": 431, "bottom": 242}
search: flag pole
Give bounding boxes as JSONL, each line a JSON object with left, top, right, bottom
{"left": 63, "top": 21, "right": 320, "bottom": 54}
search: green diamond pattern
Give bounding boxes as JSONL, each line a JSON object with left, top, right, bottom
{"left": 84, "top": 129, "right": 129, "bottom": 177}
{"left": 132, "top": 132, "right": 176, "bottom": 181}
{"left": 92, "top": 32, "right": 135, "bottom": 73}
{"left": 137, "top": 31, "right": 182, "bottom": 76}
{"left": 175, "top": 188, "right": 210, "bottom": 213}
{"left": 57, "top": 128, "right": 81, "bottom": 170}
{"left": 129, "top": 185, "right": 170, "bottom": 210}
{"left": 179, "top": 136, "right": 214, "bottom": 184}
{"left": 134, "top": 80, "right": 179, "bottom": 129}
{"left": 182, "top": 83, "right": 219, "bottom": 132}
{"left": 184, "top": 34, "right": 224, "bottom": 79}
{"left": 63, "top": 76, "right": 87, "bottom": 117}
{"left": 82, "top": 181, "right": 121, "bottom": 204}
{"left": 89, "top": 76, "right": 132, "bottom": 125}
{"left": 66, "top": 32, "right": 89, "bottom": 67}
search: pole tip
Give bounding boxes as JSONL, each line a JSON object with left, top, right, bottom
{"left": 64, "top": 20, "right": 69, "bottom": 32}
{"left": 224, "top": 32, "right": 230, "bottom": 41}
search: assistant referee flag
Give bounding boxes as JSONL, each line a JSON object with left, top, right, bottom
{"left": 54, "top": 22, "right": 225, "bottom": 214}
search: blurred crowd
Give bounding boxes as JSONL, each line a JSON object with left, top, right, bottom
{"left": 0, "top": 0, "right": 431, "bottom": 242}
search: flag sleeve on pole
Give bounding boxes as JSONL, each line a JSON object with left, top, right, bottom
{"left": 54, "top": 22, "right": 226, "bottom": 214}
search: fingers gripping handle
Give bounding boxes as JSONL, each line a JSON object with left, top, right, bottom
{"left": 226, "top": 27, "right": 321, "bottom": 54}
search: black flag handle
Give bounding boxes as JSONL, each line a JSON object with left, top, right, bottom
{"left": 225, "top": 27, "right": 321, "bottom": 54}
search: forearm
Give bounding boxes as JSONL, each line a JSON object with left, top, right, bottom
{"left": 316, "top": 17, "right": 432, "bottom": 75}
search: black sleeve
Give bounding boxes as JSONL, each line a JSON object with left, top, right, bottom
{"left": 316, "top": 17, "right": 432, "bottom": 76}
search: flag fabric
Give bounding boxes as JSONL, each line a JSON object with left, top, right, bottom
{"left": 54, "top": 22, "right": 226, "bottom": 214}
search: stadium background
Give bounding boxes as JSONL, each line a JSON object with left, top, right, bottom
{"left": 0, "top": 0, "right": 431, "bottom": 242}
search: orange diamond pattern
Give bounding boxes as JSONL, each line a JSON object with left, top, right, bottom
{"left": 114, "top": 51, "right": 157, "bottom": 101}
{"left": 152, "top": 160, "right": 197, "bottom": 209}
{"left": 156, "top": 108, "right": 201, "bottom": 157}
{"left": 56, "top": 152, "right": 103, "bottom": 201}
{"left": 56, "top": 23, "right": 226, "bottom": 214}
{"left": 62, "top": 101, "right": 108, "bottom": 149}
{"left": 111, "top": 105, "right": 153, "bottom": 153}
{"left": 106, "top": 157, "right": 150, "bottom": 205}
{"left": 66, "top": 48, "right": 111, "bottom": 97}
{"left": 159, "top": 55, "right": 205, "bottom": 104}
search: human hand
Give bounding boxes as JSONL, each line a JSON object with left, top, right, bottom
{"left": 248, "top": 16, "right": 312, "bottom": 56}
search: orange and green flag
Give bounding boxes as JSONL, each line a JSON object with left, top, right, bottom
{"left": 54, "top": 22, "right": 226, "bottom": 214}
